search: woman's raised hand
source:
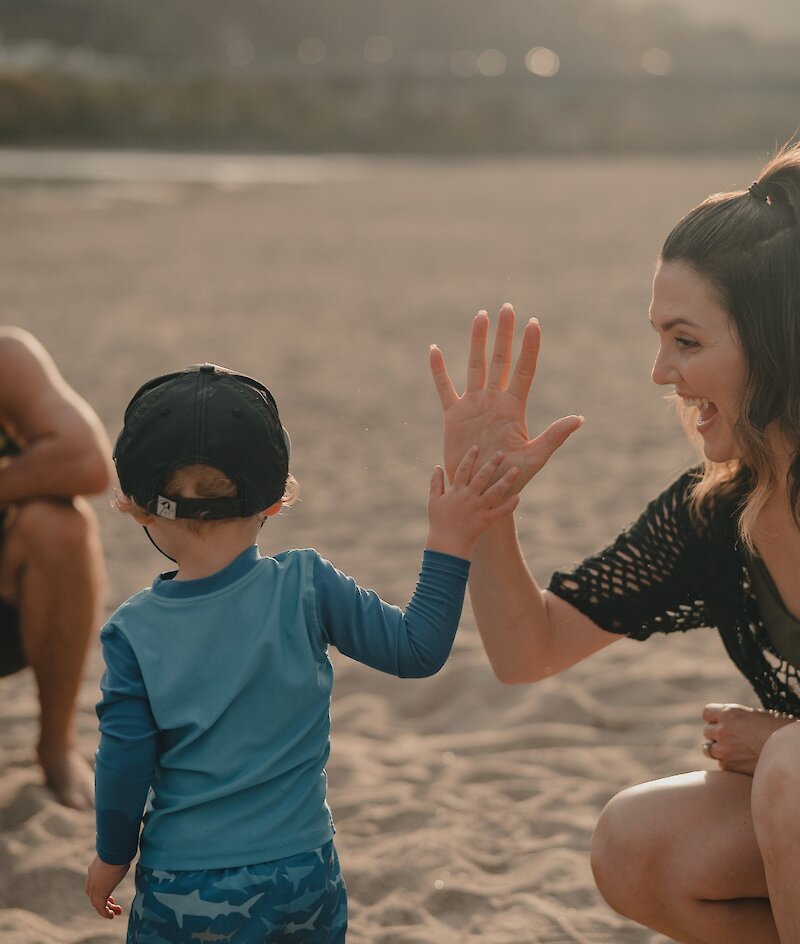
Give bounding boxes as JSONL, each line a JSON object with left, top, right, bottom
{"left": 429, "top": 304, "right": 583, "bottom": 491}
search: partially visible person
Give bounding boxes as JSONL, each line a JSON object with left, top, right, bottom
{"left": 430, "top": 143, "right": 800, "bottom": 942}
{"left": 0, "top": 327, "right": 111, "bottom": 809}
{"left": 84, "top": 363, "right": 520, "bottom": 942}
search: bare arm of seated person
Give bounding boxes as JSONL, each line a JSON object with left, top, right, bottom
{"left": 0, "top": 328, "right": 112, "bottom": 504}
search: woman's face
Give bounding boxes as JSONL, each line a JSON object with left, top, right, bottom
{"left": 650, "top": 260, "right": 748, "bottom": 463}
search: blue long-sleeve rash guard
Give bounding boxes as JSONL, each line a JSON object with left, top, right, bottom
{"left": 95, "top": 546, "right": 469, "bottom": 870}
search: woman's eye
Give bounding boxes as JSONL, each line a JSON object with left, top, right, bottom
{"left": 675, "top": 336, "right": 699, "bottom": 350}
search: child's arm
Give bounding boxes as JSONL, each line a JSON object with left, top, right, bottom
{"left": 87, "top": 626, "right": 159, "bottom": 918}
{"left": 314, "top": 449, "right": 518, "bottom": 677}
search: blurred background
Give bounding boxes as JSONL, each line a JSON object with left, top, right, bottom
{"left": 1, "top": 0, "right": 799, "bottom": 154}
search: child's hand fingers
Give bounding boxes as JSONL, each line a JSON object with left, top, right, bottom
{"left": 480, "top": 466, "right": 520, "bottom": 504}
{"left": 485, "top": 494, "right": 520, "bottom": 523}
{"left": 87, "top": 890, "right": 115, "bottom": 919}
{"left": 451, "top": 445, "right": 480, "bottom": 488}
{"left": 429, "top": 465, "right": 445, "bottom": 499}
{"left": 105, "top": 897, "right": 123, "bottom": 917}
{"left": 468, "top": 451, "right": 507, "bottom": 491}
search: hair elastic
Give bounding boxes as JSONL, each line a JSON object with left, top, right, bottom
{"left": 748, "top": 180, "right": 770, "bottom": 204}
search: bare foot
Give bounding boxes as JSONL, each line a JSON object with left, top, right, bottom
{"left": 38, "top": 747, "right": 94, "bottom": 810}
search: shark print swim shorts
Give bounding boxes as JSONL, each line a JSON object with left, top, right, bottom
{"left": 126, "top": 840, "right": 347, "bottom": 943}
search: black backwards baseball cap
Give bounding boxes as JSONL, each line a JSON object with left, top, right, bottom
{"left": 114, "top": 364, "right": 290, "bottom": 520}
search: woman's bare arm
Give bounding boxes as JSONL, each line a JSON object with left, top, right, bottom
{"left": 468, "top": 514, "right": 619, "bottom": 683}
{"left": 431, "top": 305, "right": 617, "bottom": 683}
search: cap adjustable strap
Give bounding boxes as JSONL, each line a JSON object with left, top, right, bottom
{"left": 152, "top": 495, "right": 253, "bottom": 520}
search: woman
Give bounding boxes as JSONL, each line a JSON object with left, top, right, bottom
{"left": 429, "top": 144, "right": 800, "bottom": 943}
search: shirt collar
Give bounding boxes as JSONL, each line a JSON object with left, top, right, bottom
{"left": 152, "top": 545, "right": 261, "bottom": 598}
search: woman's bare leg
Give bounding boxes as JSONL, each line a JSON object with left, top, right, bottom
{"left": 752, "top": 723, "right": 800, "bottom": 942}
{"left": 591, "top": 770, "right": 777, "bottom": 944}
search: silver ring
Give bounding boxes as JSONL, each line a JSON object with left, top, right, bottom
{"left": 702, "top": 739, "right": 716, "bottom": 759}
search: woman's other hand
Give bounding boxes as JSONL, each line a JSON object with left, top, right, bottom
{"left": 702, "top": 703, "right": 796, "bottom": 776}
{"left": 429, "top": 304, "right": 583, "bottom": 490}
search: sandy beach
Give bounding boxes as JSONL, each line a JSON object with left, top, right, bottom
{"left": 0, "top": 151, "right": 760, "bottom": 944}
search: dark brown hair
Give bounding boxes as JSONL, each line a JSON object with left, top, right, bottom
{"left": 660, "top": 143, "right": 800, "bottom": 546}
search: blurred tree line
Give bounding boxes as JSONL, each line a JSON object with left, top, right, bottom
{"left": 0, "top": 0, "right": 798, "bottom": 152}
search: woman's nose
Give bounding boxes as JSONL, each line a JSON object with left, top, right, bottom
{"left": 651, "top": 345, "right": 678, "bottom": 386}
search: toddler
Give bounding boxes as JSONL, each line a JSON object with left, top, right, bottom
{"left": 85, "top": 362, "right": 518, "bottom": 943}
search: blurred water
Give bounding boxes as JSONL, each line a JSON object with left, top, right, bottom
{"left": 0, "top": 148, "right": 370, "bottom": 185}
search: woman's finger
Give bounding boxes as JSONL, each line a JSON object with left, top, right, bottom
{"left": 487, "top": 304, "right": 516, "bottom": 391}
{"left": 507, "top": 316, "right": 542, "bottom": 402}
{"left": 702, "top": 704, "right": 724, "bottom": 723}
{"left": 465, "top": 311, "right": 489, "bottom": 392}
{"left": 429, "top": 345, "right": 459, "bottom": 410}
{"left": 524, "top": 415, "right": 584, "bottom": 471}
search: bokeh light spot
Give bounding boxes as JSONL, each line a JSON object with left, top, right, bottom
{"left": 477, "top": 48, "right": 507, "bottom": 77}
{"left": 525, "top": 47, "right": 560, "bottom": 77}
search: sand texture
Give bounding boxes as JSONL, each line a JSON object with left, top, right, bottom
{"left": 0, "top": 152, "right": 761, "bottom": 943}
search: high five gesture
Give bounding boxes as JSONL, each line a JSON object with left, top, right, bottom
{"left": 429, "top": 303, "right": 583, "bottom": 488}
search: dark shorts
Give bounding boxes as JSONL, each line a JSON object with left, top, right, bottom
{"left": 127, "top": 840, "right": 348, "bottom": 944}
{"left": 0, "top": 595, "right": 25, "bottom": 677}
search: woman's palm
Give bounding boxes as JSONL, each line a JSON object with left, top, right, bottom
{"left": 430, "top": 306, "right": 582, "bottom": 490}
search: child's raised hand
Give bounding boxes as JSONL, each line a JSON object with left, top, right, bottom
{"left": 85, "top": 855, "right": 129, "bottom": 919}
{"left": 425, "top": 446, "right": 519, "bottom": 559}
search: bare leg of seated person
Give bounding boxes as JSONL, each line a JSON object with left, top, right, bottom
{"left": 0, "top": 498, "right": 104, "bottom": 810}
{"left": 591, "top": 770, "right": 778, "bottom": 944}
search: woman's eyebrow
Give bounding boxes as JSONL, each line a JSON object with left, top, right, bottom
{"left": 649, "top": 316, "right": 702, "bottom": 332}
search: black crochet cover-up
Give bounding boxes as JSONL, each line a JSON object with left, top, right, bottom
{"left": 548, "top": 470, "right": 800, "bottom": 716}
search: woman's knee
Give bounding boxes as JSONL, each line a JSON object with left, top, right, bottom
{"left": 591, "top": 786, "right": 665, "bottom": 917}
{"left": 752, "top": 723, "right": 800, "bottom": 847}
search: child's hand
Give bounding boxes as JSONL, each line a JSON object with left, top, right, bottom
{"left": 426, "top": 446, "right": 519, "bottom": 559}
{"left": 85, "top": 855, "right": 129, "bottom": 919}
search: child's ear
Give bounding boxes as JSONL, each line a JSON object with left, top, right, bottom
{"left": 130, "top": 507, "right": 155, "bottom": 526}
{"left": 262, "top": 499, "right": 284, "bottom": 519}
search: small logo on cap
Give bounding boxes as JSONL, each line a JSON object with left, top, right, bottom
{"left": 156, "top": 496, "right": 177, "bottom": 520}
